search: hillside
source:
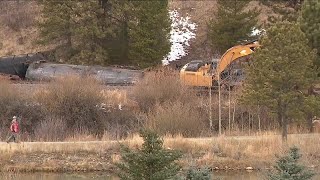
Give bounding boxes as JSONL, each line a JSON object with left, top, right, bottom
{"left": 0, "top": 0, "right": 273, "bottom": 63}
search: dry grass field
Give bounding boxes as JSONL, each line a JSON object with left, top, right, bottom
{"left": 0, "top": 133, "right": 318, "bottom": 172}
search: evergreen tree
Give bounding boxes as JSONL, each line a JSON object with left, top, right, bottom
{"left": 37, "top": 0, "right": 75, "bottom": 59}
{"left": 303, "top": 95, "right": 320, "bottom": 132}
{"left": 38, "top": 0, "right": 111, "bottom": 64}
{"left": 38, "top": 0, "right": 171, "bottom": 68}
{"left": 69, "top": 0, "right": 112, "bottom": 65}
{"left": 298, "top": 0, "right": 320, "bottom": 132}
{"left": 260, "top": 0, "right": 303, "bottom": 24}
{"left": 129, "top": 0, "right": 171, "bottom": 68}
{"left": 300, "top": 0, "right": 320, "bottom": 70}
{"left": 242, "top": 22, "right": 317, "bottom": 141}
{"left": 107, "top": 0, "right": 134, "bottom": 65}
{"left": 117, "top": 130, "right": 182, "bottom": 180}
{"left": 268, "top": 146, "right": 314, "bottom": 180}
{"left": 207, "top": 0, "right": 259, "bottom": 53}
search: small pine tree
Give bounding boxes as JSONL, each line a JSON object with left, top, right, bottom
{"left": 186, "top": 167, "right": 211, "bottom": 180}
{"left": 207, "top": 0, "right": 259, "bottom": 53}
{"left": 117, "top": 130, "right": 182, "bottom": 180}
{"left": 268, "top": 146, "right": 315, "bottom": 180}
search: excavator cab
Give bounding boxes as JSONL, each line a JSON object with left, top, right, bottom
{"left": 180, "top": 60, "right": 213, "bottom": 87}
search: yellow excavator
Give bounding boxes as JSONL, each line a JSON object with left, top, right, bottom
{"left": 180, "top": 40, "right": 260, "bottom": 87}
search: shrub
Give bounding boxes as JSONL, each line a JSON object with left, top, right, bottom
{"left": 0, "top": 81, "right": 44, "bottom": 139}
{"left": 186, "top": 167, "right": 211, "bottom": 180}
{"left": 132, "top": 68, "right": 195, "bottom": 112}
{"left": 104, "top": 109, "right": 140, "bottom": 139}
{"left": 35, "top": 76, "right": 106, "bottom": 136}
{"left": 268, "top": 146, "right": 314, "bottom": 180}
{"left": 34, "top": 116, "right": 67, "bottom": 141}
{"left": 117, "top": 130, "right": 182, "bottom": 180}
{"left": 146, "top": 101, "right": 208, "bottom": 137}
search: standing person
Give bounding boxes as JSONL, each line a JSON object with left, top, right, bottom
{"left": 6, "top": 116, "right": 20, "bottom": 143}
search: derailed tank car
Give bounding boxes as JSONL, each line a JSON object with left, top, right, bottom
{"left": 0, "top": 53, "right": 45, "bottom": 78}
{"left": 26, "top": 62, "right": 143, "bottom": 85}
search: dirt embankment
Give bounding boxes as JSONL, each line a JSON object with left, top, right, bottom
{"left": 0, "top": 134, "right": 319, "bottom": 173}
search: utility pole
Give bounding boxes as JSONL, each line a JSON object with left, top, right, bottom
{"left": 209, "top": 86, "right": 212, "bottom": 129}
{"left": 228, "top": 83, "right": 231, "bottom": 134}
{"left": 218, "top": 73, "right": 222, "bottom": 136}
{"left": 258, "top": 105, "right": 261, "bottom": 134}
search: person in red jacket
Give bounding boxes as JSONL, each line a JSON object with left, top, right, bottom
{"left": 6, "top": 116, "right": 20, "bottom": 143}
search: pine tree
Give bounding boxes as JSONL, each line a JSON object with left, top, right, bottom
{"left": 128, "top": 0, "right": 171, "bottom": 68}
{"left": 207, "top": 0, "right": 259, "bottom": 53}
{"left": 297, "top": 0, "right": 320, "bottom": 133}
{"left": 38, "top": 0, "right": 171, "bottom": 68}
{"left": 106, "top": 0, "right": 134, "bottom": 65}
{"left": 300, "top": 0, "right": 320, "bottom": 70}
{"left": 186, "top": 167, "right": 211, "bottom": 180}
{"left": 38, "top": 0, "right": 112, "bottom": 65}
{"left": 260, "top": 0, "right": 303, "bottom": 24}
{"left": 242, "top": 22, "right": 317, "bottom": 141}
{"left": 37, "top": 0, "right": 75, "bottom": 59}
{"left": 69, "top": 0, "right": 112, "bottom": 65}
{"left": 268, "top": 146, "right": 314, "bottom": 180}
{"left": 117, "top": 130, "right": 182, "bottom": 180}
{"left": 303, "top": 95, "right": 320, "bottom": 132}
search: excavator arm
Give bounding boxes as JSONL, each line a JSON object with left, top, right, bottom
{"left": 216, "top": 41, "right": 260, "bottom": 76}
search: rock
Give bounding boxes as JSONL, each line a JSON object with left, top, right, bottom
{"left": 9, "top": 75, "right": 21, "bottom": 81}
{"left": 308, "top": 165, "right": 315, "bottom": 168}
{"left": 213, "top": 167, "right": 219, "bottom": 170}
{"left": 246, "top": 167, "right": 254, "bottom": 170}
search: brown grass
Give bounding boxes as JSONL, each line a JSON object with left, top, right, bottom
{"left": 0, "top": 1, "right": 38, "bottom": 31}
{"left": 0, "top": 1, "right": 45, "bottom": 56}
{"left": 33, "top": 117, "right": 67, "bottom": 142}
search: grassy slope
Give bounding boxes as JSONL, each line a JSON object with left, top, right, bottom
{"left": 0, "top": 1, "right": 43, "bottom": 56}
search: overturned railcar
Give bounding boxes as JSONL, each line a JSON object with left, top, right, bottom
{"left": 26, "top": 62, "right": 143, "bottom": 85}
{"left": 0, "top": 53, "right": 45, "bottom": 78}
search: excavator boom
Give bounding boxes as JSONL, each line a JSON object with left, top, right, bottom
{"left": 216, "top": 41, "right": 260, "bottom": 75}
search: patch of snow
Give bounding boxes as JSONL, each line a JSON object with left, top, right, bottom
{"left": 250, "top": 27, "right": 265, "bottom": 37}
{"left": 163, "top": 10, "right": 197, "bottom": 65}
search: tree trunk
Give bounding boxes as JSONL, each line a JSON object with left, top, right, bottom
{"left": 307, "top": 114, "right": 314, "bottom": 133}
{"left": 232, "top": 99, "right": 236, "bottom": 131}
{"left": 281, "top": 115, "right": 288, "bottom": 142}
{"left": 258, "top": 106, "right": 261, "bottom": 134}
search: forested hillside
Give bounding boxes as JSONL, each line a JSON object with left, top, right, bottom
{"left": 0, "top": 0, "right": 286, "bottom": 66}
